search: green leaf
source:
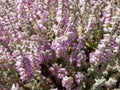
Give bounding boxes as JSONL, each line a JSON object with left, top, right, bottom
{"left": 85, "top": 42, "right": 97, "bottom": 50}
{"left": 68, "top": 46, "right": 72, "bottom": 53}
{"left": 107, "top": 23, "right": 112, "bottom": 28}
{"left": 77, "top": 25, "right": 82, "bottom": 36}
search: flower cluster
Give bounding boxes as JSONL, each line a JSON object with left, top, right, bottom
{"left": 0, "top": 0, "right": 120, "bottom": 90}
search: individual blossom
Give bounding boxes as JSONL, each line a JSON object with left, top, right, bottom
{"left": 36, "top": 20, "right": 47, "bottom": 30}
{"left": 11, "top": 83, "right": 19, "bottom": 90}
{"left": 49, "top": 63, "right": 59, "bottom": 76}
{"left": 17, "top": 31, "right": 28, "bottom": 40}
{"left": 62, "top": 76, "right": 73, "bottom": 90}
{"left": 49, "top": 64, "right": 69, "bottom": 79}
{"left": 74, "top": 72, "right": 85, "bottom": 85}
{"left": 57, "top": 68, "right": 68, "bottom": 79}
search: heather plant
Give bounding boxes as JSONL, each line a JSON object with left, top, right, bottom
{"left": 0, "top": 0, "right": 120, "bottom": 90}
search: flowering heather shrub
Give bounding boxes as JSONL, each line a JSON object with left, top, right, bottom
{"left": 0, "top": 0, "right": 120, "bottom": 90}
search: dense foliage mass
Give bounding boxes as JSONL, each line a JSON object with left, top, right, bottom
{"left": 0, "top": 0, "right": 120, "bottom": 90}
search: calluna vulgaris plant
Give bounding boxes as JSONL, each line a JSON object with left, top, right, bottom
{"left": 0, "top": 0, "right": 120, "bottom": 90}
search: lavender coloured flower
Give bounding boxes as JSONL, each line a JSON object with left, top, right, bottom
{"left": 50, "top": 64, "right": 69, "bottom": 79}
{"left": 62, "top": 76, "right": 73, "bottom": 90}
{"left": 90, "top": 33, "right": 120, "bottom": 65}
{"left": 74, "top": 72, "right": 84, "bottom": 85}
{"left": 51, "top": 31, "right": 76, "bottom": 58}
{"left": 56, "top": 0, "right": 63, "bottom": 24}
{"left": 34, "top": 41, "right": 53, "bottom": 65}
{"left": 0, "top": 0, "right": 120, "bottom": 89}
{"left": 15, "top": 55, "right": 27, "bottom": 81}
{"left": 23, "top": 56, "right": 33, "bottom": 79}
{"left": 49, "top": 63, "right": 59, "bottom": 76}
{"left": 57, "top": 68, "right": 68, "bottom": 79}
{"left": 12, "top": 49, "right": 33, "bottom": 81}
{"left": 70, "top": 40, "right": 86, "bottom": 67}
